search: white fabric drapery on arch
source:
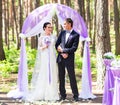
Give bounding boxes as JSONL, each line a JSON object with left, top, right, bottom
{"left": 7, "top": 3, "right": 96, "bottom": 99}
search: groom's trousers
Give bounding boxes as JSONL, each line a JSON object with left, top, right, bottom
{"left": 58, "top": 57, "right": 79, "bottom": 99}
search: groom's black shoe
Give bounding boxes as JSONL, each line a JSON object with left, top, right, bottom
{"left": 58, "top": 97, "right": 66, "bottom": 101}
{"left": 74, "top": 97, "right": 80, "bottom": 102}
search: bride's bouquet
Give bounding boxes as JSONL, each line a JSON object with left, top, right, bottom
{"left": 44, "top": 37, "right": 51, "bottom": 46}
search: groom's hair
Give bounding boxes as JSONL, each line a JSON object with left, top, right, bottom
{"left": 43, "top": 22, "right": 51, "bottom": 30}
{"left": 65, "top": 18, "right": 73, "bottom": 27}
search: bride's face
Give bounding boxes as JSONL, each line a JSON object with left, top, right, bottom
{"left": 45, "top": 24, "right": 53, "bottom": 35}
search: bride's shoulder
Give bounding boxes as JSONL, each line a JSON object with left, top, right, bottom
{"left": 51, "top": 34, "right": 57, "bottom": 38}
{"left": 39, "top": 34, "right": 46, "bottom": 39}
{"left": 38, "top": 35, "right": 45, "bottom": 41}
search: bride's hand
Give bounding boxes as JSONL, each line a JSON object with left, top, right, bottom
{"left": 41, "top": 45, "right": 48, "bottom": 50}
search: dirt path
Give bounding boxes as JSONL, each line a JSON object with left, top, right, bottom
{"left": 0, "top": 92, "right": 102, "bottom": 105}
{"left": 0, "top": 86, "right": 103, "bottom": 105}
{"left": 0, "top": 74, "right": 103, "bottom": 105}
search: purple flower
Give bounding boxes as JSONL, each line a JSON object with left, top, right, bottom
{"left": 44, "top": 37, "right": 51, "bottom": 46}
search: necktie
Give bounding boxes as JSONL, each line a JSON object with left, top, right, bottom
{"left": 66, "top": 30, "right": 70, "bottom": 34}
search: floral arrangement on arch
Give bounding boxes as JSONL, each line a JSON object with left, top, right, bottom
{"left": 103, "top": 52, "right": 115, "bottom": 66}
{"left": 111, "top": 60, "right": 120, "bottom": 67}
{"left": 103, "top": 52, "right": 115, "bottom": 60}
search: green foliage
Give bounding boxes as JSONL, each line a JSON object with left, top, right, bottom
{"left": 75, "top": 53, "right": 82, "bottom": 69}
{"left": 0, "top": 47, "right": 20, "bottom": 77}
{"left": 26, "top": 47, "right": 37, "bottom": 70}
{"left": 0, "top": 45, "right": 37, "bottom": 78}
{"left": 75, "top": 48, "right": 97, "bottom": 80}
{"left": 0, "top": 43, "right": 98, "bottom": 82}
{"left": 5, "top": 47, "right": 19, "bottom": 63}
{"left": 0, "top": 60, "right": 12, "bottom": 77}
{"left": 28, "top": 71, "right": 33, "bottom": 82}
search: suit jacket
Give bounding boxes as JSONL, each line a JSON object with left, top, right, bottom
{"left": 55, "top": 30, "right": 80, "bottom": 63}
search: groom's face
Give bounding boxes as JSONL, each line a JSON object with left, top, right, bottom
{"left": 63, "top": 21, "right": 72, "bottom": 31}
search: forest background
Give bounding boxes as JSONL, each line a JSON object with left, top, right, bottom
{"left": 0, "top": 0, "right": 120, "bottom": 92}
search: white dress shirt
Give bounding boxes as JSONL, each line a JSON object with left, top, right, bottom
{"left": 65, "top": 29, "right": 73, "bottom": 42}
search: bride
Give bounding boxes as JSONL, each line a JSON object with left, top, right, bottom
{"left": 25, "top": 22, "right": 59, "bottom": 102}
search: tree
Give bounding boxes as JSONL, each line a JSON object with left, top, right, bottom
{"left": 96, "top": 0, "right": 111, "bottom": 90}
{"left": 86, "top": 0, "right": 91, "bottom": 39}
{"left": 31, "top": 0, "right": 41, "bottom": 49}
{"left": 78, "top": 0, "right": 85, "bottom": 21}
{"left": 113, "top": 0, "right": 120, "bottom": 55}
{"left": 92, "top": 0, "right": 97, "bottom": 51}
{"left": 0, "top": 0, "right": 6, "bottom": 60}
{"left": 19, "top": 0, "right": 23, "bottom": 34}
{"left": 74, "top": 0, "right": 86, "bottom": 56}
{"left": 9, "top": 0, "right": 15, "bottom": 42}
{"left": 12, "top": 0, "right": 19, "bottom": 49}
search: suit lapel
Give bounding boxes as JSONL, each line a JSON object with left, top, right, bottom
{"left": 61, "top": 31, "right": 66, "bottom": 48}
{"left": 65, "top": 30, "right": 74, "bottom": 45}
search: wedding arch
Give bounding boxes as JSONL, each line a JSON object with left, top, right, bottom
{"left": 8, "top": 3, "right": 96, "bottom": 99}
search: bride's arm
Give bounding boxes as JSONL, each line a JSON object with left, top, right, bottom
{"left": 38, "top": 37, "right": 48, "bottom": 50}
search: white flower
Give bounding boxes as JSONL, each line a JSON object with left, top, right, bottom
{"left": 85, "top": 37, "right": 91, "bottom": 41}
{"left": 19, "top": 33, "right": 26, "bottom": 38}
{"left": 111, "top": 60, "right": 120, "bottom": 67}
{"left": 103, "top": 52, "right": 115, "bottom": 59}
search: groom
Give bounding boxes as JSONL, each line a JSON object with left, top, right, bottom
{"left": 55, "top": 18, "right": 80, "bottom": 101}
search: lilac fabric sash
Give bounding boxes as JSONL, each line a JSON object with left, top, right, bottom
{"left": 103, "top": 67, "right": 120, "bottom": 105}
{"left": 102, "top": 69, "right": 114, "bottom": 105}
{"left": 48, "top": 47, "right": 51, "bottom": 84}
{"left": 113, "top": 78, "right": 120, "bottom": 105}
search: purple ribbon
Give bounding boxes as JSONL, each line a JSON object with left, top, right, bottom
{"left": 48, "top": 47, "right": 51, "bottom": 84}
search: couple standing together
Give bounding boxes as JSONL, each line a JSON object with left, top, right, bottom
{"left": 26, "top": 18, "right": 80, "bottom": 102}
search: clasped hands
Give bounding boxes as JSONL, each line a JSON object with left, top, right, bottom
{"left": 57, "top": 45, "right": 68, "bottom": 59}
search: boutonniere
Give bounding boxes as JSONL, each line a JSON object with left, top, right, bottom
{"left": 68, "top": 35, "right": 73, "bottom": 40}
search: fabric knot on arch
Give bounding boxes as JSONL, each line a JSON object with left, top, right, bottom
{"left": 7, "top": 3, "right": 96, "bottom": 99}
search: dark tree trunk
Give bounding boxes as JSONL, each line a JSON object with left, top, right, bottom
{"left": 0, "top": 0, "right": 6, "bottom": 60}
{"left": 12, "top": 0, "right": 19, "bottom": 49}
{"left": 86, "top": 0, "right": 91, "bottom": 39}
{"left": 92, "top": 0, "right": 97, "bottom": 51}
{"left": 3, "top": 0, "right": 8, "bottom": 46}
{"left": 31, "top": 0, "right": 40, "bottom": 49}
{"left": 74, "top": 0, "right": 85, "bottom": 57}
{"left": 78, "top": 0, "right": 85, "bottom": 21}
{"left": 114, "top": 0, "right": 120, "bottom": 55}
{"left": 7, "top": 0, "right": 10, "bottom": 49}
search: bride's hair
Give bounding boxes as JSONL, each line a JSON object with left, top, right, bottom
{"left": 43, "top": 22, "right": 51, "bottom": 30}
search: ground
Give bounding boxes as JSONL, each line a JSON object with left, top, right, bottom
{"left": 0, "top": 74, "right": 103, "bottom": 105}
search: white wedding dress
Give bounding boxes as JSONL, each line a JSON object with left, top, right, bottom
{"left": 25, "top": 34, "right": 59, "bottom": 102}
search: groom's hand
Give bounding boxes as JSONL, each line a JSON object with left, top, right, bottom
{"left": 57, "top": 45, "right": 63, "bottom": 52}
{"left": 61, "top": 53, "right": 68, "bottom": 59}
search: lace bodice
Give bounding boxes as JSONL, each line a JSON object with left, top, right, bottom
{"left": 38, "top": 35, "right": 56, "bottom": 50}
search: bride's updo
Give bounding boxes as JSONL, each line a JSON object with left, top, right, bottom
{"left": 43, "top": 22, "right": 51, "bottom": 30}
